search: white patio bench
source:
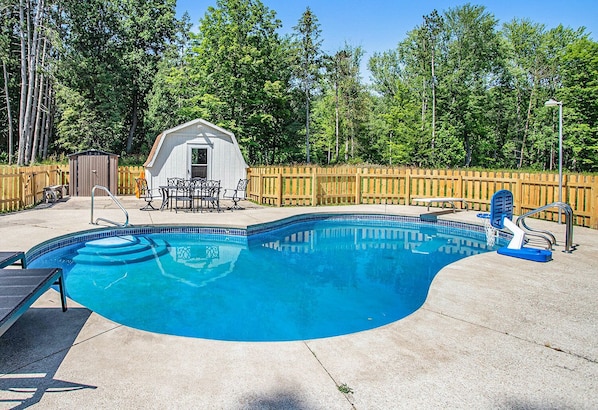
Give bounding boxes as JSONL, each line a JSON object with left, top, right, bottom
{"left": 43, "top": 185, "right": 67, "bottom": 203}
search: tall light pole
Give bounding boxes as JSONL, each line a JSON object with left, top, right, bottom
{"left": 544, "top": 98, "right": 563, "bottom": 223}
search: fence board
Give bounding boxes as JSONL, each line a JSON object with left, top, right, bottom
{"left": 248, "top": 166, "right": 597, "bottom": 229}
{"left": 2, "top": 164, "right": 597, "bottom": 229}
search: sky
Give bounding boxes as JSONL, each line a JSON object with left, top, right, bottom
{"left": 175, "top": 0, "right": 597, "bottom": 79}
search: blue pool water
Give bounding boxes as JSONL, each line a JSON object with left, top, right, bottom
{"left": 29, "top": 215, "right": 500, "bottom": 341}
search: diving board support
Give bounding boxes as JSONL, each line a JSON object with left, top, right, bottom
{"left": 412, "top": 197, "right": 468, "bottom": 212}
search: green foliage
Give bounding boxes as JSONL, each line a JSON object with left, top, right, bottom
{"left": 1, "top": 1, "right": 596, "bottom": 172}
{"left": 291, "top": 7, "right": 324, "bottom": 163}
{"left": 54, "top": 0, "right": 178, "bottom": 155}
{"left": 338, "top": 383, "right": 353, "bottom": 394}
{"left": 55, "top": 85, "right": 125, "bottom": 152}
{"left": 146, "top": 0, "right": 297, "bottom": 164}
{"left": 560, "top": 38, "right": 598, "bottom": 171}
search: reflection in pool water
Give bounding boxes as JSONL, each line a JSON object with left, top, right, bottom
{"left": 29, "top": 215, "right": 500, "bottom": 341}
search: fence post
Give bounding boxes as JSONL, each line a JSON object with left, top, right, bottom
{"left": 311, "top": 167, "right": 318, "bottom": 206}
{"left": 277, "top": 172, "right": 283, "bottom": 207}
{"left": 258, "top": 172, "right": 263, "bottom": 205}
{"left": 591, "top": 175, "right": 597, "bottom": 229}
{"left": 355, "top": 168, "right": 362, "bottom": 204}
{"left": 405, "top": 168, "right": 411, "bottom": 205}
{"left": 456, "top": 171, "right": 463, "bottom": 199}
{"left": 563, "top": 174, "right": 569, "bottom": 204}
{"left": 514, "top": 173, "right": 523, "bottom": 216}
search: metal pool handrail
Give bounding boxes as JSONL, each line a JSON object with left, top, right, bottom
{"left": 516, "top": 202, "right": 574, "bottom": 253}
{"left": 91, "top": 185, "right": 129, "bottom": 227}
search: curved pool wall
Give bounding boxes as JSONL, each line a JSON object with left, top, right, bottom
{"left": 25, "top": 213, "right": 510, "bottom": 341}
{"left": 26, "top": 212, "right": 509, "bottom": 265}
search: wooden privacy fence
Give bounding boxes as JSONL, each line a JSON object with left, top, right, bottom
{"left": 2, "top": 164, "right": 596, "bottom": 229}
{"left": 117, "top": 166, "right": 144, "bottom": 195}
{"left": 0, "top": 165, "right": 144, "bottom": 211}
{"left": 247, "top": 166, "right": 598, "bottom": 229}
{"left": 0, "top": 165, "right": 69, "bottom": 211}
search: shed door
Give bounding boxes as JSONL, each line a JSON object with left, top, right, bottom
{"left": 78, "top": 155, "right": 109, "bottom": 196}
{"left": 189, "top": 146, "right": 210, "bottom": 179}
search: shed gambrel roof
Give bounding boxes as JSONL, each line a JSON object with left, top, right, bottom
{"left": 143, "top": 119, "right": 246, "bottom": 168}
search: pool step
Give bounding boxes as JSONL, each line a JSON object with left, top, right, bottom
{"left": 77, "top": 242, "right": 152, "bottom": 256}
{"left": 73, "top": 236, "right": 169, "bottom": 265}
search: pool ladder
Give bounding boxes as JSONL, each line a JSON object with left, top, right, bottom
{"left": 516, "top": 202, "right": 574, "bottom": 253}
{"left": 90, "top": 185, "right": 130, "bottom": 227}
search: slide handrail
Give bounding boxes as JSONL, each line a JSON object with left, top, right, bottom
{"left": 516, "top": 202, "right": 574, "bottom": 253}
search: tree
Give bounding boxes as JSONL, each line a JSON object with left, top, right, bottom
{"left": 502, "top": 19, "right": 551, "bottom": 168}
{"left": 16, "top": 0, "right": 54, "bottom": 165}
{"left": 291, "top": 7, "right": 323, "bottom": 163}
{"left": 118, "top": 0, "right": 178, "bottom": 153}
{"left": 323, "top": 45, "right": 367, "bottom": 162}
{"left": 437, "top": 4, "right": 502, "bottom": 167}
{"left": 560, "top": 37, "right": 598, "bottom": 171}
{"left": 0, "top": 2, "right": 17, "bottom": 163}
{"left": 146, "top": 13, "right": 194, "bottom": 140}
{"left": 55, "top": 0, "right": 178, "bottom": 154}
{"left": 187, "top": 0, "right": 294, "bottom": 164}
{"left": 368, "top": 51, "right": 423, "bottom": 166}
{"left": 421, "top": 10, "right": 443, "bottom": 152}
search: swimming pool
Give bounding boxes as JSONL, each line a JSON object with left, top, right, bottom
{"left": 28, "top": 214, "right": 502, "bottom": 341}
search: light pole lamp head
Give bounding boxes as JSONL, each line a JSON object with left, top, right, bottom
{"left": 544, "top": 98, "right": 562, "bottom": 107}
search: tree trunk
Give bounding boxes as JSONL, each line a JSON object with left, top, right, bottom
{"left": 2, "top": 61, "right": 14, "bottom": 164}
{"left": 305, "top": 91, "right": 310, "bottom": 163}
{"left": 421, "top": 76, "right": 426, "bottom": 130}
{"left": 334, "top": 79, "right": 339, "bottom": 161}
{"left": 126, "top": 93, "right": 138, "bottom": 153}
{"left": 30, "top": 36, "right": 47, "bottom": 164}
{"left": 17, "top": 0, "right": 28, "bottom": 165}
{"left": 518, "top": 85, "right": 535, "bottom": 169}
{"left": 431, "top": 52, "right": 436, "bottom": 151}
{"left": 18, "top": 0, "right": 44, "bottom": 165}
{"left": 42, "top": 84, "right": 54, "bottom": 160}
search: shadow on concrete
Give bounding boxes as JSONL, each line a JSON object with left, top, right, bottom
{"left": 0, "top": 306, "right": 96, "bottom": 408}
{"left": 34, "top": 196, "right": 71, "bottom": 210}
{"left": 241, "top": 389, "right": 321, "bottom": 410}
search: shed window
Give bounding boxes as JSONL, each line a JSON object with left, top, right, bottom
{"left": 191, "top": 148, "right": 208, "bottom": 178}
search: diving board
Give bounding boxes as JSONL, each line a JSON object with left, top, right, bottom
{"left": 412, "top": 197, "right": 468, "bottom": 212}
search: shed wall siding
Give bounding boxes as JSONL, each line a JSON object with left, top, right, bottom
{"left": 145, "top": 121, "right": 247, "bottom": 195}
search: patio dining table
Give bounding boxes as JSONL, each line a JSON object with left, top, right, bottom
{"left": 159, "top": 179, "right": 221, "bottom": 212}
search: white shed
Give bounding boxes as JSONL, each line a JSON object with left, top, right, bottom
{"left": 143, "top": 119, "right": 248, "bottom": 193}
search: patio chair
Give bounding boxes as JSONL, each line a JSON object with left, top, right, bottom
{"left": 162, "top": 177, "right": 183, "bottom": 210}
{"left": 223, "top": 179, "right": 249, "bottom": 210}
{"left": 173, "top": 178, "right": 194, "bottom": 213}
{"left": 135, "top": 178, "right": 160, "bottom": 211}
{"left": 194, "top": 179, "right": 221, "bottom": 212}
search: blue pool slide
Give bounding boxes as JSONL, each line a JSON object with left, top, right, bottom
{"left": 490, "top": 190, "right": 552, "bottom": 262}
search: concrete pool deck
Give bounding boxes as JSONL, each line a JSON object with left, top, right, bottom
{"left": 0, "top": 196, "right": 596, "bottom": 409}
